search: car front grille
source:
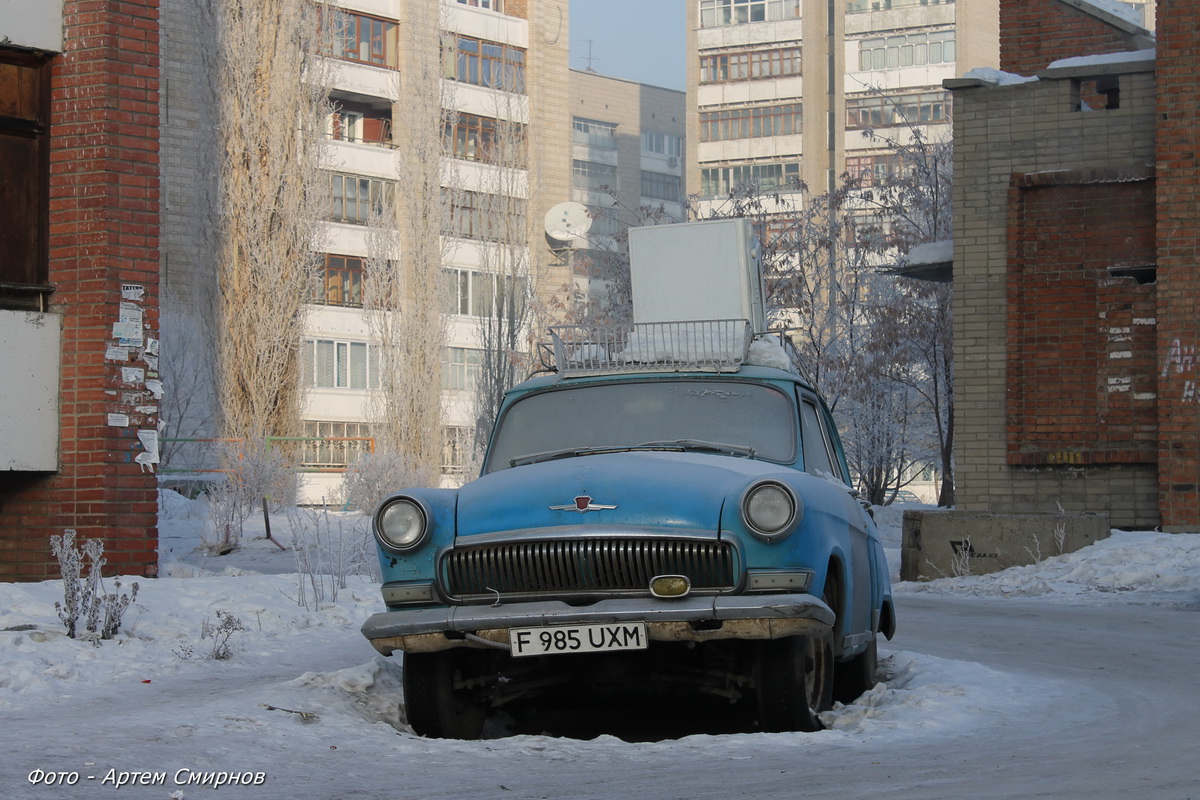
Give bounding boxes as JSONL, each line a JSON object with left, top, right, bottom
{"left": 443, "top": 537, "right": 736, "bottom": 600}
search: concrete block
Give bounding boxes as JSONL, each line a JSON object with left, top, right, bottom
{"left": 900, "top": 510, "right": 1110, "bottom": 581}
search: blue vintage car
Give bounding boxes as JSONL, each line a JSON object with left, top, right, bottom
{"left": 361, "top": 321, "right": 895, "bottom": 738}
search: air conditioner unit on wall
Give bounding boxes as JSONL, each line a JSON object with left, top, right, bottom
{"left": 667, "top": 156, "right": 679, "bottom": 168}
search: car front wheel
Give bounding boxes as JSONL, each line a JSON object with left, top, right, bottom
{"left": 754, "top": 635, "right": 833, "bottom": 732}
{"left": 402, "top": 650, "right": 489, "bottom": 739}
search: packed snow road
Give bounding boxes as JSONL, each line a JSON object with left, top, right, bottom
{"left": 4, "top": 514, "right": 1199, "bottom": 799}
{"left": 859, "top": 594, "right": 1200, "bottom": 799}
{"left": 5, "top": 589, "right": 1198, "bottom": 800}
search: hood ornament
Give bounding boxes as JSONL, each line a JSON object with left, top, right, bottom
{"left": 549, "top": 495, "right": 617, "bottom": 513}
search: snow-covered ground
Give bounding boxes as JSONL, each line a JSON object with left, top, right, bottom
{"left": 2, "top": 492, "right": 1199, "bottom": 799}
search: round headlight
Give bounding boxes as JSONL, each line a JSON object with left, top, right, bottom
{"left": 376, "top": 498, "right": 427, "bottom": 551}
{"left": 742, "top": 482, "right": 799, "bottom": 540}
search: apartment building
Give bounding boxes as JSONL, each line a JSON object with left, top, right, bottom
{"left": 685, "top": 0, "right": 999, "bottom": 201}
{"left": 566, "top": 69, "right": 686, "bottom": 310}
{"left": 294, "top": 0, "right": 572, "bottom": 501}
{"left": 164, "top": 1, "right": 660, "bottom": 502}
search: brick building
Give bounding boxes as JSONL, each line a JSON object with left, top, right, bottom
{"left": 0, "top": 0, "right": 161, "bottom": 579}
{"left": 946, "top": 0, "right": 1197, "bottom": 531}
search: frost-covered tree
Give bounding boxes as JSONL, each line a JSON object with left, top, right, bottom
{"left": 203, "top": 0, "right": 331, "bottom": 450}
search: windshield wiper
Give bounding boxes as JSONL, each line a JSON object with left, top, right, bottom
{"left": 510, "top": 439, "right": 756, "bottom": 468}
{"left": 636, "top": 439, "right": 756, "bottom": 458}
{"left": 509, "top": 445, "right": 627, "bottom": 468}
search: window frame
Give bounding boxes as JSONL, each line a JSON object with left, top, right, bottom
{"left": 453, "top": 35, "right": 526, "bottom": 93}
{"left": 700, "top": 161, "right": 801, "bottom": 197}
{"left": 314, "top": 254, "right": 365, "bottom": 307}
{"left": 326, "top": 172, "right": 395, "bottom": 225}
{"left": 327, "top": 9, "right": 399, "bottom": 69}
{"left": 302, "top": 338, "right": 378, "bottom": 390}
{"left": 700, "top": 102, "right": 802, "bottom": 142}
{"left": 572, "top": 117, "right": 618, "bottom": 149}
{"left": 700, "top": 46, "right": 802, "bottom": 85}
{"left": 0, "top": 51, "right": 52, "bottom": 311}
{"left": 444, "top": 190, "right": 528, "bottom": 243}
{"left": 443, "top": 346, "right": 483, "bottom": 392}
{"left": 572, "top": 159, "right": 619, "bottom": 193}
{"left": 640, "top": 170, "right": 682, "bottom": 203}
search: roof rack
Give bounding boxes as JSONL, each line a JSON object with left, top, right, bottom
{"left": 546, "top": 319, "right": 753, "bottom": 376}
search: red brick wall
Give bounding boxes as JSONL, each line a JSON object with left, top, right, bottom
{"left": 1007, "top": 169, "right": 1158, "bottom": 467}
{"left": 1155, "top": 0, "right": 1200, "bottom": 530}
{"left": 999, "top": 0, "right": 1146, "bottom": 75}
{"left": 0, "top": 0, "right": 161, "bottom": 580}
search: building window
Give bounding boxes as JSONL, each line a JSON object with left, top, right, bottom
{"left": 457, "top": 0, "right": 503, "bottom": 10}
{"left": 857, "top": 30, "right": 956, "bottom": 71}
{"left": 444, "top": 190, "right": 527, "bottom": 243}
{"left": 641, "top": 171, "right": 682, "bottom": 203}
{"left": 844, "top": 154, "right": 906, "bottom": 186}
{"left": 314, "top": 254, "right": 364, "bottom": 307}
{"left": 845, "top": 91, "right": 950, "bottom": 129}
{"left": 327, "top": 9, "right": 398, "bottom": 68}
{"left": 700, "top": 102, "right": 802, "bottom": 142}
{"left": 444, "top": 113, "right": 526, "bottom": 166}
{"left": 700, "top": 46, "right": 802, "bottom": 84}
{"left": 326, "top": 172, "right": 394, "bottom": 224}
{"left": 443, "top": 425, "right": 473, "bottom": 475}
{"left": 453, "top": 36, "right": 526, "bottom": 93}
{"left": 572, "top": 117, "right": 618, "bottom": 149}
{"left": 586, "top": 208, "right": 623, "bottom": 237}
{"left": 848, "top": 0, "right": 956, "bottom": 12}
{"left": 0, "top": 51, "right": 50, "bottom": 310}
{"left": 302, "top": 420, "right": 374, "bottom": 468}
{"left": 573, "top": 160, "right": 618, "bottom": 193}
{"left": 327, "top": 100, "right": 392, "bottom": 146}
{"left": 443, "top": 347, "right": 483, "bottom": 392}
{"left": 701, "top": 161, "right": 801, "bottom": 197}
{"left": 699, "top": 0, "right": 801, "bottom": 27}
{"left": 442, "top": 268, "right": 528, "bottom": 319}
{"left": 642, "top": 131, "right": 683, "bottom": 158}
{"left": 302, "top": 339, "right": 379, "bottom": 390}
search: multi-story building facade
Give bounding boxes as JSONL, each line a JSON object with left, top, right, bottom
{"left": 686, "top": 0, "right": 999, "bottom": 203}
{"left": 160, "top": 1, "right": 684, "bottom": 504}
{"left": 684, "top": 0, "right": 999, "bottom": 503}
{"left": 566, "top": 70, "right": 686, "bottom": 312}
{"left": 295, "top": 0, "right": 572, "bottom": 501}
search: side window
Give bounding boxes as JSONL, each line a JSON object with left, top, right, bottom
{"left": 798, "top": 394, "right": 835, "bottom": 478}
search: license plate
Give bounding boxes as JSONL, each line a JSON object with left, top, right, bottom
{"left": 508, "top": 622, "right": 648, "bottom": 658}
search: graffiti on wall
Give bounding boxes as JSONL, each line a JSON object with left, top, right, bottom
{"left": 1161, "top": 339, "right": 1197, "bottom": 402}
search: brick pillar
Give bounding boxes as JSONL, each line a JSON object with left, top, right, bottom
{"left": 0, "top": 0, "right": 161, "bottom": 579}
{"left": 1155, "top": 0, "right": 1200, "bottom": 530}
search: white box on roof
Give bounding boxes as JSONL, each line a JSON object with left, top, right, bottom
{"left": 627, "top": 218, "right": 766, "bottom": 330}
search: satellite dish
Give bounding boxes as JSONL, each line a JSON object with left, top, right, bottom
{"left": 544, "top": 202, "right": 593, "bottom": 246}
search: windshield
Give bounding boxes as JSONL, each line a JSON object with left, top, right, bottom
{"left": 485, "top": 379, "right": 796, "bottom": 472}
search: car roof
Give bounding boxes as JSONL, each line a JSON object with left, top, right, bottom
{"left": 509, "top": 364, "right": 818, "bottom": 396}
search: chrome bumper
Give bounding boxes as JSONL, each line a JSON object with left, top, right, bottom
{"left": 361, "top": 594, "right": 834, "bottom": 654}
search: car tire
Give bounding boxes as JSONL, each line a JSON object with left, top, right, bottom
{"left": 833, "top": 636, "right": 879, "bottom": 704}
{"left": 754, "top": 635, "right": 832, "bottom": 733}
{"left": 402, "top": 650, "right": 488, "bottom": 740}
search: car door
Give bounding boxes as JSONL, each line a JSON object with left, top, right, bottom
{"left": 797, "top": 389, "right": 873, "bottom": 647}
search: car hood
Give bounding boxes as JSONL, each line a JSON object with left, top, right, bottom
{"left": 455, "top": 451, "right": 790, "bottom": 539}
